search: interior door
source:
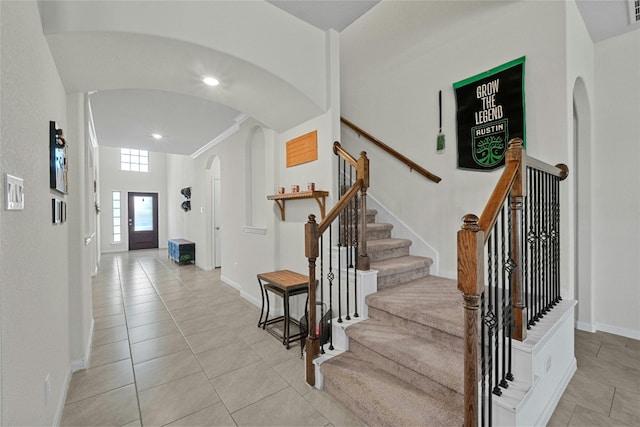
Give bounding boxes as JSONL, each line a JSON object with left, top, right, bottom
{"left": 213, "top": 177, "right": 221, "bottom": 268}
{"left": 128, "top": 192, "right": 159, "bottom": 250}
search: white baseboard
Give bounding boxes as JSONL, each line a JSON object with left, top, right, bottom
{"left": 240, "top": 290, "right": 262, "bottom": 309}
{"left": 575, "top": 320, "right": 596, "bottom": 332}
{"left": 54, "top": 365, "right": 74, "bottom": 426}
{"left": 220, "top": 275, "right": 241, "bottom": 291}
{"left": 595, "top": 322, "right": 640, "bottom": 340}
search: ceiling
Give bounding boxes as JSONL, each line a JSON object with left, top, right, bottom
{"left": 56, "top": 1, "right": 638, "bottom": 157}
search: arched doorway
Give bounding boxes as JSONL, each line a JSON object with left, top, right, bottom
{"left": 573, "top": 77, "right": 594, "bottom": 331}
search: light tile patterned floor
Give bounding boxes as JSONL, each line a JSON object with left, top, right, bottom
{"left": 61, "top": 249, "right": 640, "bottom": 426}
{"left": 61, "top": 249, "right": 362, "bottom": 427}
{"left": 548, "top": 329, "right": 640, "bottom": 426}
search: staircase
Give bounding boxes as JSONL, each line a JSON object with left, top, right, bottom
{"left": 319, "top": 209, "right": 465, "bottom": 426}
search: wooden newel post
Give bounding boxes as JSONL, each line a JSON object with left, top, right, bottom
{"left": 507, "top": 138, "right": 527, "bottom": 342}
{"left": 457, "top": 214, "right": 484, "bottom": 427}
{"left": 357, "top": 151, "right": 370, "bottom": 271}
{"left": 305, "top": 214, "right": 320, "bottom": 386}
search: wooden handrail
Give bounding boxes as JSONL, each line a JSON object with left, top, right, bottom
{"left": 477, "top": 162, "right": 520, "bottom": 239}
{"left": 527, "top": 155, "right": 569, "bottom": 180}
{"left": 341, "top": 117, "right": 442, "bottom": 183}
{"left": 318, "top": 178, "right": 363, "bottom": 235}
{"left": 333, "top": 141, "right": 358, "bottom": 168}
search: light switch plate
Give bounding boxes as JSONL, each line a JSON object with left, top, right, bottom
{"left": 5, "top": 173, "right": 24, "bottom": 210}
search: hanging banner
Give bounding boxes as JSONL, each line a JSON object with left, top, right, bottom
{"left": 453, "top": 57, "right": 526, "bottom": 171}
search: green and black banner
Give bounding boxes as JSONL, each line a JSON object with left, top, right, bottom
{"left": 453, "top": 57, "right": 526, "bottom": 171}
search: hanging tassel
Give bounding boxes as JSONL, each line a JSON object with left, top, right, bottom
{"left": 437, "top": 90, "right": 445, "bottom": 153}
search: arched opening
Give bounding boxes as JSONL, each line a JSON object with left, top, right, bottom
{"left": 573, "top": 77, "right": 594, "bottom": 331}
{"left": 245, "top": 125, "right": 266, "bottom": 227}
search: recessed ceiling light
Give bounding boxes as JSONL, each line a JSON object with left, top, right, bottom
{"left": 151, "top": 133, "right": 163, "bottom": 140}
{"left": 202, "top": 76, "right": 220, "bottom": 86}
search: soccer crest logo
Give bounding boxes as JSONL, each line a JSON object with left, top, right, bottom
{"left": 471, "top": 119, "right": 508, "bottom": 168}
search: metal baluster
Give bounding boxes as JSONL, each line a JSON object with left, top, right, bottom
{"left": 546, "top": 172, "right": 552, "bottom": 311}
{"left": 337, "top": 159, "right": 344, "bottom": 324}
{"left": 353, "top": 191, "right": 359, "bottom": 318}
{"left": 500, "top": 205, "right": 509, "bottom": 389}
{"left": 481, "top": 290, "right": 487, "bottom": 427}
{"left": 534, "top": 169, "right": 542, "bottom": 322}
{"left": 492, "top": 224, "right": 502, "bottom": 397}
{"left": 328, "top": 224, "right": 334, "bottom": 350}
{"left": 542, "top": 171, "right": 550, "bottom": 314}
{"left": 506, "top": 199, "right": 514, "bottom": 383}
{"left": 526, "top": 167, "right": 533, "bottom": 329}
{"left": 345, "top": 165, "right": 353, "bottom": 321}
{"left": 319, "top": 234, "right": 325, "bottom": 355}
{"left": 554, "top": 176, "right": 562, "bottom": 303}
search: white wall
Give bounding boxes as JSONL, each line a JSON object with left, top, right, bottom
{"left": 340, "top": 1, "right": 569, "bottom": 280}
{"left": 565, "top": 0, "right": 596, "bottom": 329}
{"left": 592, "top": 30, "right": 640, "bottom": 338}
{"left": 166, "top": 153, "right": 195, "bottom": 241}
{"left": 0, "top": 2, "right": 79, "bottom": 424}
{"left": 98, "top": 147, "right": 168, "bottom": 253}
{"left": 65, "top": 93, "right": 95, "bottom": 373}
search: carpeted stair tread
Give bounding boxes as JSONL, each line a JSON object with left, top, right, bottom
{"left": 321, "top": 352, "right": 463, "bottom": 427}
{"left": 346, "top": 319, "right": 463, "bottom": 394}
{"left": 366, "top": 275, "right": 464, "bottom": 338}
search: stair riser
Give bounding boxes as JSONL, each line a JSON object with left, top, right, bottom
{"left": 368, "top": 306, "right": 463, "bottom": 352}
{"left": 369, "top": 246, "right": 410, "bottom": 262}
{"left": 367, "top": 229, "right": 392, "bottom": 240}
{"left": 348, "top": 340, "right": 465, "bottom": 398}
{"left": 322, "top": 375, "right": 388, "bottom": 427}
{"left": 376, "top": 266, "right": 431, "bottom": 288}
{"left": 339, "top": 225, "right": 392, "bottom": 241}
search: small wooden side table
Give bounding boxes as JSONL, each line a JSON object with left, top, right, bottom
{"left": 257, "top": 270, "right": 309, "bottom": 349}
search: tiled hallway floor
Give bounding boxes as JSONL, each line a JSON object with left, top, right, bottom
{"left": 548, "top": 329, "right": 640, "bottom": 426}
{"left": 61, "top": 250, "right": 640, "bottom": 426}
{"left": 61, "top": 250, "right": 363, "bottom": 427}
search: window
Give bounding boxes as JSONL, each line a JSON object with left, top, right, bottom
{"left": 112, "top": 191, "right": 121, "bottom": 243}
{"left": 121, "top": 148, "right": 149, "bottom": 172}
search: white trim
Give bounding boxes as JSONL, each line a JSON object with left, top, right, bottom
{"left": 54, "top": 366, "right": 74, "bottom": 426}
{"left": 84, "top": 317, "right": 94, "bottom": 369}
{"left": 575, "top": 320, "right": 596, "bottom": 333}
{"left": 220, "top": 275, "right": 242, "bottom": 292}
{"left": 595, "top": 321, "right": 640, "bottom": 340}
{"left": 240, "top": 290, "right": 262, "bottom": 309}
{"left": 102, "top": 247, "right": 127, "bottom": 254}
{"left": 86, "top": 94, "right": 98, "bottom": 149}
{"left": 191, "top": 113, "right": 250, "bottom": 158}
{"left": 242, "top": 225, "right": 267, "bottom": 235}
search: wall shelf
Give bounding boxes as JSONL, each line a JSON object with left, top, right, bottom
{"left": 267, "top": 190, "right": 329, "bottom": 221}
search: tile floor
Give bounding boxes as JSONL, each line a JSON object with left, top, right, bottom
{"left": 61, "top": 249, "right": 640, "bottom": 426}
{"left": 61, "top": 250, "right": 363, "bottom": 427}
{"left": 548, "top": 329, "right": 640, "bottom": 426}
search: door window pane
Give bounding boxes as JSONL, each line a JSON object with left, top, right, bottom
{"left": 134, "top": 196, "right": 153, "bottom": 231}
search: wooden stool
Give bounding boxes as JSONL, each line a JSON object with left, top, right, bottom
{"left": 257, "top": 270, "right": 309, "bottom": 349}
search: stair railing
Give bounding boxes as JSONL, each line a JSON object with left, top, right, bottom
{"left": 457, "top": 138, "right": 568, "bottom": 426}
{"left": 305, "top": 141, "right": 370, "bottom": 386}
{"left": 341, "top": 117, "right": 442, "bottom": 183}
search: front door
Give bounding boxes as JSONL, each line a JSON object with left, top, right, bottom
{"left": 128, "top": 192, "right": 159, "bottom": 250}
